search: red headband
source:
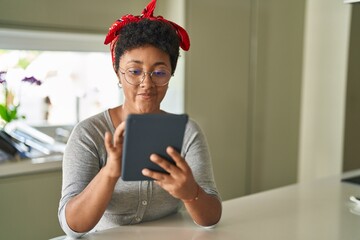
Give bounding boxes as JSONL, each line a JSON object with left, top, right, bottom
{"left": 104, "top": 0, "right": 190, "bottom": 66}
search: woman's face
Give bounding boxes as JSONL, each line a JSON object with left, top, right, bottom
{"left": 118, "top": 45, "right": 171, "bottom": 114}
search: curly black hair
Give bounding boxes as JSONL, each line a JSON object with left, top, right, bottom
{"left": 114, "top": 19, "right": 180, "bottom": 74}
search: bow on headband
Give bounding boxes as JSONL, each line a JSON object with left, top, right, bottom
{"left": 104, "top": 0, "right": 190, "bottom": 65}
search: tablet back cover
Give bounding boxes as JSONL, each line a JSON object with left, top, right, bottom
{"left": 121, "top": 113, "right": 188, "bottom": 181}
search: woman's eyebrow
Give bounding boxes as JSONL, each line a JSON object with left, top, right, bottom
{"left": 153, "top": 62, "right": 168, "bottom": 67}
{"left": 126, "top": 60, "right": 143, "bottom": 64}
{"left": 126, "top": 60, "right": 169, "bottom": 67}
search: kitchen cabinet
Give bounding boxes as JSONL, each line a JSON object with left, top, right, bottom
{"left": 0, "top": 167, "right": 63, "bottom": 240}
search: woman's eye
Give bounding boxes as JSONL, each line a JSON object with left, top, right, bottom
{"left": 153, "top": 70, "right": 168, "bottom": 77}
{"left": 128, "top": 69, "right": 142, "bottom": 76}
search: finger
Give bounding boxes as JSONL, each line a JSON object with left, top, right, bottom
{"left": 150, "top": 154, "right": 178, "bottom": 174}
{"left": 142, "top": 168, "right": 168, "bottom": 181}
{"left": 166, "top": 147, "right": 187, "bottom": 171}
{"left": 113, "top": 121, "right": 126, "bottom": 146}
{"left": 104, "top": 131, "right": 114, "bottom": 151}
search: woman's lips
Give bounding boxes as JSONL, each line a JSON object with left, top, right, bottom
{"left": 138, "top": 92, "right": 153, "bottom": 100}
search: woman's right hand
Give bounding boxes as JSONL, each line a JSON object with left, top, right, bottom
{"left": 65, "top": 121, "right": 126, "bottom": 233}
{"left": 104, "top": 121, "right": 126, "bottom": 178}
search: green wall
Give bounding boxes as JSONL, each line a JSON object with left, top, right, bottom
{"left": 343, "top": 4, "right": 360, "bottom": 171}
{"left": 0, "top": 0, "right": 149, "bottom": 33}
{"left": 185, "top": 0, "right": 305, "bottom": 198}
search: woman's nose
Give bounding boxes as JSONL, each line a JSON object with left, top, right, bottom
{"left": 140, "top": 72, "right": 155, "bottom": 87}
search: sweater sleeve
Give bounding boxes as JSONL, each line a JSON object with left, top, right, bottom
{"left": 182, "top": 119, "right": 221, "bottom": 201}
{"left": 58, "top": 114, "right": 109, "bottom": 238}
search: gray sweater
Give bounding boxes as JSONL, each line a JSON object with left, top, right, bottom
{"left": 58, "top": 110, "right": 220, "bottom": 238}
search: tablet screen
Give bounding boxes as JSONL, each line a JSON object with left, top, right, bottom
{"left": 121, "top": 113, "right": 188, "bottom": 181}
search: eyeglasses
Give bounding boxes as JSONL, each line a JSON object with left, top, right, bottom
{"left": 119, "top": 67, "right": 172, "bottom": 86}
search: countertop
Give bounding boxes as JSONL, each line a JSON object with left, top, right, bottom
{"left": 53, "top": 169, "right": 360, "bottom": 240}
{"left": 0, "top": 154, "right": 62, "bottom": 178}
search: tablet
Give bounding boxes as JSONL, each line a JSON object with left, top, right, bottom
{"left": 121, "top": 113, "right": 188, "bottom": 181}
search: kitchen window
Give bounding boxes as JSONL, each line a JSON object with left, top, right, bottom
{"left": 0, "top": 29, "right": 185, "bottom": 127}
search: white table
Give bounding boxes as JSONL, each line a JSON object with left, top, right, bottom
{"left": 58, "top": 171, "right": 360, "bottom": 240}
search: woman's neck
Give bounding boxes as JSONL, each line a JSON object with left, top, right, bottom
{"left": 110, "top": 104, "right": 166, "bottom": 128}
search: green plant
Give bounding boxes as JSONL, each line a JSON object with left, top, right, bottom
{"left": 0, "top": 71, "right": 42, "bottom": 124}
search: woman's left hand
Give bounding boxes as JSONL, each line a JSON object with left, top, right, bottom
{"left": 142, "top": 146, "right": 199, "bottom": 201}
{"left": 143, "top": 147, "right": 222, "bottom": 227}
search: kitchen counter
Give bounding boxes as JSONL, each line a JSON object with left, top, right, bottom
{"left": 69, "top": 169, "right": 360, "bottom": 240}
{"left": 0, "top": 154, "right": 62, "bottom": 178}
